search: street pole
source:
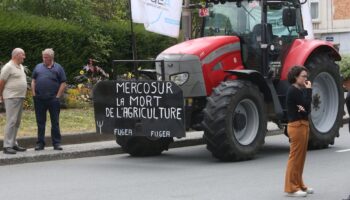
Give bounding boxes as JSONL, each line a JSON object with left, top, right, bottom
{"left": 128, "top": 0, "right": 138, "bottom": 79}
{"left": 128, "top": 0, "right": 138, "bottom": 60}
{"left": 182, "top": 0, "right": 192, "bottom": 40}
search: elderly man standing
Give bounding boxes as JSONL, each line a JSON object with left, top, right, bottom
{"left": 31, "top": 48, "right": 66, "bottom": 151}
{"left": 0, "top": 48, "right": 27, "bottom": 154}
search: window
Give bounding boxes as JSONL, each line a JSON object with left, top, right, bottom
{"left": 310, "top": 0, "right": 320, "bottom": 21}
{"left": 268, "top": 7, "right": 298, "bottom": 37}
{"left": 203, "top": 2, "right": 261, "bottom": 36}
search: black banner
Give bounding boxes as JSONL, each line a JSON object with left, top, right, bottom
{"left": 93, "top": 80, "right": 185, "bottom": 138}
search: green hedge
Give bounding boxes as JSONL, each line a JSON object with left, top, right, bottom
{"left": 339, "top": 55, "right": 350, "bottom": 81}
{"left": 0, "top": 12, "right": 176, "bottom": 82}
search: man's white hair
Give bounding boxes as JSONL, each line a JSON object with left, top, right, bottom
{"left": 12, "top": 48, "right": 25, "bottom": 58}
{"left": 42, "top": 48, "right": 55, "bottom": 58}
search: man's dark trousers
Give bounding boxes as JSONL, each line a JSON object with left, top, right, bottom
{"left": 34, "top": 97, "right": 61, "bottom": 146}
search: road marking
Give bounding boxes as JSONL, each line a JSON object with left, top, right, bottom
{"left": 336, "top": 149, "right": 350, "bottom": 153}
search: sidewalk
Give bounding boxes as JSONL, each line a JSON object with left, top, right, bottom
{"left": 0, "top": 120, "right": 347, "bottom": 166}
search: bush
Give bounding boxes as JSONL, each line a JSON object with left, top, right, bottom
{"left": 0, "top": 11, "right": 177, "bottom": 83}
{"left": 339, "top": 55, "right": 350, "bottom": 81}
{"left": 22, "top": 87, "right": 91, "bottom": 110}
{"left": 0, "top": 12, "right": 88, "bottom": 81}
{"left": 23, "top": 90, "right": 34, "bottom": 110}
{"left": 64, "top": 87, "right": 91, "bottom": 109}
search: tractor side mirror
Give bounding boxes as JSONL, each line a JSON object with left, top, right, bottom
{"left": 282, "top": 8, "right": 296, "bottom": 26}
{"left": 299, "top": 30, "right": 308, "bottom": 37}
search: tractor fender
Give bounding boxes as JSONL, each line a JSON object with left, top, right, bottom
{"left": 225, "top": 70, "right": 283, "bottom": 119}
{"left": 281, "top": 39, "right": 341, "bottom": 80}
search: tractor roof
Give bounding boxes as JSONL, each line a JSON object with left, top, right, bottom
{"left": 206, "top": 0, "right": 304, "bottom": 7}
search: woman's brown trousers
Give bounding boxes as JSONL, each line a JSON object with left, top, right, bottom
{"left": 284, "top": 120, "right": 309, "bottom": 193}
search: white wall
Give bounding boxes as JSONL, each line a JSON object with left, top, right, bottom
{"left": 312, "top": 0, "right": 350, "bottom": 55}
{"left": 316, "top": 32, "right": 350, "bottom": 54}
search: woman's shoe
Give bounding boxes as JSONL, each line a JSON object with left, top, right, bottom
{"left": 303, "top": 188, "right": 314, "bottom": 194}
{"left": 286, "top": 190, "right": 307, "bottom": 197}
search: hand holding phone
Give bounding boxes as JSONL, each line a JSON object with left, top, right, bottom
{"left": 297, "top": 105, "right": 306, "bottom": 112}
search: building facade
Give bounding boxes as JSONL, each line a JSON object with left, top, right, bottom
{"left": 310, "top": 0, "right": 350, "bottom": 54}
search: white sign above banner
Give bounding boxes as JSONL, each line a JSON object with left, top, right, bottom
{"left": 131, "top": 0, "right": 145, "bottom": 23}
{"left": 131, "top": 0, "right": 183, "bottom": 38}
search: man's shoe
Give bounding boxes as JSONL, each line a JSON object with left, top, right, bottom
{"left": 53, "top": 145, "right": 63, "bottom": 150}
{"left": 3, "top": 147, "right": 17, "bottom": 154}
{"left": 303, "top": 188, "right": 314, "bottom": 194}
{"left": 286, "top": 190, "right": 307, "bottom": 197}
{"left": 34, "top": 144, "right": 45, "bottom": 151}
{"left": 13, "top": 145, "right": 27, "bottom": 152}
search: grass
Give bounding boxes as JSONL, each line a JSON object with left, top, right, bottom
{"left": 0, "top": 107, "right": 96, "bottom": 139}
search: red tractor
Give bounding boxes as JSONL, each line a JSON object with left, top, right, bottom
{"left": 107, "top": 0, "right": 343, "bottom": 161}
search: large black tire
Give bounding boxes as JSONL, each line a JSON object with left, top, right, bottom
{"left": 306, "top": 53, "right": 344, "bottom": 149}
{"left": 202, "top": 80, "right": 267, "bottom": 161}
{"left": 116, "top": 136, "right": 173, "bottom": 156}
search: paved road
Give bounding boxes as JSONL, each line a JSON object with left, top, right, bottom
{"left": 1, "top": 126, "right": 350, "bottom": 200}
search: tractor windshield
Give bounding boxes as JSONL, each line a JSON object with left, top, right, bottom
{"left": 204, "top": 1, "right": 261, "bottom": 36}
{"left": 203, "top": 0, "right": 299, "bottom": 37}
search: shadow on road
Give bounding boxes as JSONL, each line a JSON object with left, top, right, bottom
{"left": 115, "top": 142, "right": 291, "bottom": 166}
{"left": 260, "top": 144, "right": 290, "bottom": 156}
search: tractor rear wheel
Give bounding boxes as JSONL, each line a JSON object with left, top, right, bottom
{"left": 116, "top": 136, "right": 173, "bottom": 156}
{"left": 306, "top": 53, "right": 343, "bottom": 149}
{"left": 202, "top": 80, "right": 267, "bottom": 161}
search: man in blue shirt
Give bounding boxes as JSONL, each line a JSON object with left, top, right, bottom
{"left": 31, "top": 48, "right": 66, "bottom": 150}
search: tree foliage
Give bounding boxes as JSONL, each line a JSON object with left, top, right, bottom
{"left": 339, "top": 55, "right": 350, "bottom": 81}
{"left": 0, "top": 2, "right": 176, "bottom": 82}
{"left": 0, "top": 0, "right": 129, "bottom": 23}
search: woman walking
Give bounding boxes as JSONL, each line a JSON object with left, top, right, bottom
{"left": 285, "top": 66, "right": 314, "bottom": 197}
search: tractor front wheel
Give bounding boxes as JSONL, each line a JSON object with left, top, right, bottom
{"left": 202, "top": 80, "right": 267, "bottom": 161}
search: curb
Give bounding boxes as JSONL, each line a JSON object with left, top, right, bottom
{"left": 0, "top": 145, "right": 124, "bottom": 166}
{"left": 0, "top": 132, "right": 114, "bottom": 149}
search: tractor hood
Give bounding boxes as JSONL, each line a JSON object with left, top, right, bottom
{"left": 155, "top": 36, "right": 243, "bottom": 98}
{"left": 160, "top": 36, "right": 240, "bottom": 61}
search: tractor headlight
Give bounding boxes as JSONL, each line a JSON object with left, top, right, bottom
{"left": 170, "top": 73, "right": 189, "bottom": 86}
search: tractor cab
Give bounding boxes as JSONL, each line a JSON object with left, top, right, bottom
{"left": 203, "top": 0, "right": 304, "bottom": 78}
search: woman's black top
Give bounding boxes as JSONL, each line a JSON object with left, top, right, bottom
{"left": 286, "top": 85, "right": 312, "bottom": 122}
